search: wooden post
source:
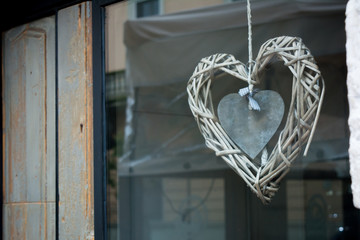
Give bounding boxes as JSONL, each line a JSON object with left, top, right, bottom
{"left": 58, "top": 2, "right": 94, "bottom": 239}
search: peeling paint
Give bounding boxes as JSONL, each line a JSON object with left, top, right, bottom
{"left": 3, "top": 17, "right": 56, "bottom": 239}
{"left": 3, "top": 3, "right": 93, "bottom": 239}
{"left": 58, "top": 2, "right": 94, "bottom": 239}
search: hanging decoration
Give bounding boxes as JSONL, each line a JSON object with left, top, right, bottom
{"left": 187, "top": 0, "right": 325, "bottom": 204}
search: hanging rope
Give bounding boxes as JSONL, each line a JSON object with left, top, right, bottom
{"left": 246, "top": 0, "right": 254, "bottom": 91}
{"left": 238, "top": 0, "right": 259, "bottom": 110}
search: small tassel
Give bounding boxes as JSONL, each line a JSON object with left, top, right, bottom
{"left": 238, "top": 87, "right": 261, "bottom": 111}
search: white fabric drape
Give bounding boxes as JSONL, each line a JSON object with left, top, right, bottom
{"left": 346, "top": 0, "right": 360, "bottom": 209}
{"left": 124, "top": 0, "right": 346, "bottom": 87}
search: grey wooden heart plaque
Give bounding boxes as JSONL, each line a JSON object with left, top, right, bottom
{"left": 217, "top": 90, "right": 284, "bottom": 159}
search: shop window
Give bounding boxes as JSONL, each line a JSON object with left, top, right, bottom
{"left": 105, "top": 1, "right": 360, "bottom": 239}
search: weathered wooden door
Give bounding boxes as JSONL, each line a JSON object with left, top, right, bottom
{"left": 2, "top": 2, "right": 94, "bottom": 239}
{"left": 2, "top": 16, "right": 56, "bottom": 239}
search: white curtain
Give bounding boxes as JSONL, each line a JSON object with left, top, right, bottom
{"left": 124, "top": 0, "right": 346, "bottom": 87}
{"left": 346, "top": 0, "right": 360, "bottom": 209}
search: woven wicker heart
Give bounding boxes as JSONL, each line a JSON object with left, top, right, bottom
{"left": 187, "top": 36, "right": 324, "bottom": 204}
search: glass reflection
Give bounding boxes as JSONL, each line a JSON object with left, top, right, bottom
{"left": 105, "top": 1, "right": 360, "bottom": 240}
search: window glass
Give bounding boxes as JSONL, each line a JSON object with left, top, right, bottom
{"left": 137, "top": 0, "right": 159, "bottom": 18}
{"left": 105, "top": 1, "right": 360, "bottom": 239}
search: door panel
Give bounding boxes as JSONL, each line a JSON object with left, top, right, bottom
{"left": 2, "top": 17, "right": 56, "bottom": 239}
{"left": 3, "top": 203, "right": 56, "bottom": 239}
{"left": 2, "top": 2, "right": 95, "bottom": 239}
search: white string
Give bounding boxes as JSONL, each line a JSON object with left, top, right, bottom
{"left": 247, "top": 0, "right": 253, "bottom": 65}
{"left": 246, "top": 0, "right": 254, "bottom": 91}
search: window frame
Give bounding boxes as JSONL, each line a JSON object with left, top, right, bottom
{"left": 92, "top": 1, "right": 121, "bottom": 239}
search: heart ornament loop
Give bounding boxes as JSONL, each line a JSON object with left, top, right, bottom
{"left": 187, "top": 36, "right": 325, "bottom": 204}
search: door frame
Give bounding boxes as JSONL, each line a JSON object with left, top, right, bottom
{"left": 92, "top": 0, "right": 120, "bottom": 239}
